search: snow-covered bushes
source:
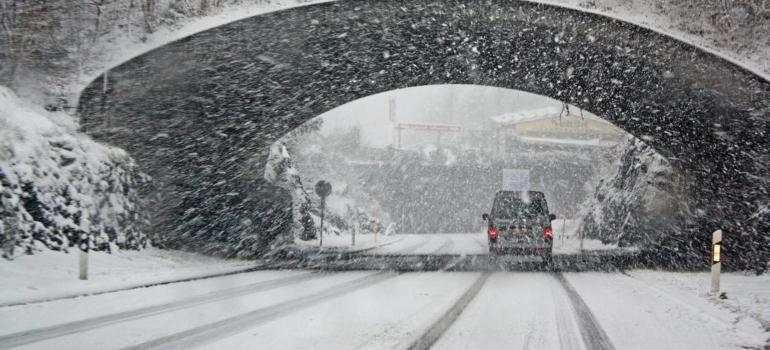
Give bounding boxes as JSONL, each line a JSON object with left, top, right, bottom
{"left": 310, "top": 201, "right": 387, "bottom": 238}
{"left": 578, "top": 135, "right": 690, "bottom": 247}
{"left": 0, "top": 87, "right": 147, "bottom": 259}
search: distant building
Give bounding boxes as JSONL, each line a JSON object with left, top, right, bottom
{"left": 487, "top": 107, "right": 623, "bottom": 154}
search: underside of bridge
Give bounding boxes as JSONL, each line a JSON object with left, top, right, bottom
{"left": 79, "top": 0, "right": 769, "bottom": 267}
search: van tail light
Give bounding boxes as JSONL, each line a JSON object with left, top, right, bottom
{"left": 544, "top": 227, "right": 553, "bottom": 239}
{"left": 488, "top": 227, "right": 498, "bottom": 238}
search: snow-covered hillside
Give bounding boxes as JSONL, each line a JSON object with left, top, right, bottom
{"left": 536, "top": 0, "right": 769, "bottom": 80}
{"left": 0, "top": 87, "right": 147, "bottom": 259}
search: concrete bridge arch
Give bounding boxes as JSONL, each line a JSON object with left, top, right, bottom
{"left": 79, "top": 0, "right": 769, "bottom": 264}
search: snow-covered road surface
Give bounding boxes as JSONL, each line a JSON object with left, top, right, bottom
{"left": 358, "top": 234, "right": 488, "bottom": 256}
{"left": 319, "top": 225, "right": 628, "bottom": 257}
{"left": 2, "top": 269, "right": 766, "bottom": 350}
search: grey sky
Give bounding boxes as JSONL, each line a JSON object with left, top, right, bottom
{"left": 318, "top": 85, "right": 605, "bottom": 148}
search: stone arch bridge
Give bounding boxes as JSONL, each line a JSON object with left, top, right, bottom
{"left": 79, "top": 0, "right": 769, "bottom": 265}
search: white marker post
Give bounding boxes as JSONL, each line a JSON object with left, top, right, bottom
{"left": 711, "top": 230, "right": 722, "bottom": 293}
{"left": 79, "top": 219, "right": 91, "bottom": 281}
{"left": 562, "top": 217, "right": 567, "bottom": 247}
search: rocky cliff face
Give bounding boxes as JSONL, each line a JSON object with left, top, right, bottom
{"left": 0, "top": 87, "right": 147, "bottom": 259}
{"left": 578, "top": 135, "right": 690, "bottom": 247}
{"left": 264, "top": 142, "right": 316, "bottom": 243}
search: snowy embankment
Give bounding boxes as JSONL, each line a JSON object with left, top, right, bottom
{"left": 531, "top": 0, "right": 770, "bottom": 82}
{"left": 0, "top": 247, "right": 257, "bottom": 307}
{"left": 68, "top": 0, "right": 335, "bottom": 104}
{"left": 628, "top": 270, "right": 770, "bottom": 334}
{"left": 0, "top": 87, "right": 146, "bottom": 258}
{"left": 566, "top": 271, "right": 770, "bottom": 349}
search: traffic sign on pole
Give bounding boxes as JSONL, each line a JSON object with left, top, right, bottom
{"left": 315, "top": 181, "right": 332, "bottom": 248}
{"left": 502, "top": 169, "right": 530, "bottom": 191}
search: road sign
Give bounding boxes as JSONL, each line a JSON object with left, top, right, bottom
{"left": 315, "top": 181, "right": 332, "bottom": 198}
{"left": 315, "top": 181, "right": 332, "bottom": 247}
{"left": 396, "top": 123, "right": 461, "bottom": 132}
{"left": 502, "top": 169, "right": 530, "bottom": 191}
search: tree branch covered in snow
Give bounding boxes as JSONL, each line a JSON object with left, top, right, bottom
{"left": 264, "top": 141, "right": 316, "bottom": 242}
{"left": 0, "top": 0, "right": 323, "bottom": 104}
{"left": 0, "top": 87, "right": 148, "bottom": 259}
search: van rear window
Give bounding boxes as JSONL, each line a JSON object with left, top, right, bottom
{"left": 491, "top": 192, "right": 547, "bottom": 219}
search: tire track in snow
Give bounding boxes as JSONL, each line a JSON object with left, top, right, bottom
{"left": 120, "top": 271, "right": 399, "bottom": 350}
{"left": 470, "top": 235, "right": 488, "bottom": 249}
{"left": 433, "top": 236, "right": 455, "bottom": 255}
{"left": 390, "top": 235, "right": 432, "bottom": 255}
{"left": 552, "top": 272, "right": 616, "bottom": 350}
{"left": 406, "top": 271, "right": 491, "bottom": 350}
{"left": 549, "top": 274, "right": 586, "bottom": 350}
{"left": 0, "top": 272, "right": 326, "bottom": 349}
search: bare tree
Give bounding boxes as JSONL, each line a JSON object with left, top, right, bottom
{"left": 141, "top": 0, "right": 155, "bottom": 33}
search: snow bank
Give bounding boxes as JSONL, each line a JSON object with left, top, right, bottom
{"left": 0, "top": 87, "right": 147, "bottom": 259}
{"left": 529, "top": 0, "right": 769, "bottom": 82}
{"left": 0, "top": 247, "right": 255, "bottom": 306}
{"left": 627, "top": 270, "right": 770, "bottom": 341}
{"left": 69, "top": 0, "right": 335, "bottom": 105}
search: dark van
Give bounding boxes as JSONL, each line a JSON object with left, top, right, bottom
{"left": 482, "top": 191, "right": 556, "bottom": 261}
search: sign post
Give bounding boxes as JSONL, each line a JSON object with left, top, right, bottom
{"left": 562, "top": 217, "right": 567, "bottom": 247}
{"left": 502, "top": 169, "right": 530, "bottom": 191}
{"left": 711, "top": 229, "right": 722, "bottom": 293}
{"left": 315, "top": 181, "right": 332, "bottom": 248}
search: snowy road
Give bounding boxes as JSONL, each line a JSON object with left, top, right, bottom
{"left": 310, "top": 222, "right": 632, "bottom": 257}
{"left": 358, "top": 234, "right": 488, "bottom": 256}
{"left": 1, "top": 269, "right": 765, "bottom": 350}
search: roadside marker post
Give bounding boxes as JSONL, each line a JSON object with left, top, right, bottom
{"left": 711, "top": 230, "right": 722, "bottom": 293}
{"left": 78, "top": 219, "right": 91, "bottom": 281}
{"left": 561, "top": 217, "right": 567, "bottom": 247}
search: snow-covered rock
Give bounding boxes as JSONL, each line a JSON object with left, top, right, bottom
{"left": 264, "top": 142, "right": 316, "bottom": 242}
{"left": 578, "top": 135, "right": 690, "bottom": 247}
{"left": 0, "top": 87, "right": 147, "bottom": 259}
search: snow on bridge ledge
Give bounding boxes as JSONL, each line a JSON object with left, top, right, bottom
{"left": 75, "top": 0, "right": 769, "bottom": 104}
